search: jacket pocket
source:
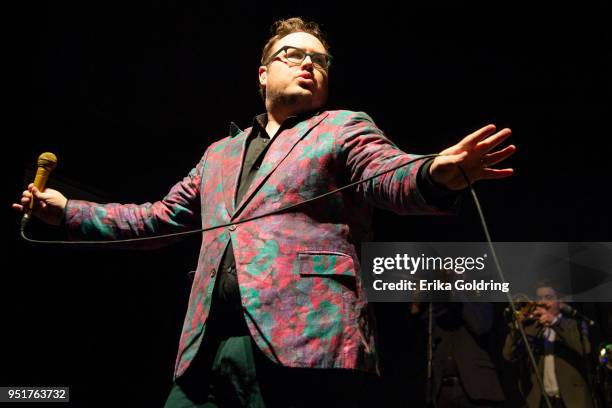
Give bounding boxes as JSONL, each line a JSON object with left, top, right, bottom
{"left": 293, "top": 251, "right": 358, "bottom": 355}
{"left": 297, "top": 250, "right": 356, "bottom": 277}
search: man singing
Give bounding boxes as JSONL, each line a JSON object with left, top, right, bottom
{"left": 14, "top": 17, "right": 515, "bottom": 407}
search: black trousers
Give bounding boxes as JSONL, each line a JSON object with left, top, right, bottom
{"left": 164, "top": 333, "right": 380, "bottom": 408}
{"left": 166, "top": 263, "right": 380, "bottom": 408}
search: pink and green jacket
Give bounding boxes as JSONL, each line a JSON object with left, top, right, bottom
{"left": 65, "top": 110, "right": 448, "bottom": 378}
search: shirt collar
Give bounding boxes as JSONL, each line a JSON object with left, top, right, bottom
{"left": 251, "top": 110, "right": 322, "bottom": 140}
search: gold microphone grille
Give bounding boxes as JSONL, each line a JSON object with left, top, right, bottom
{"left": 37, "top": 152, "right": 58, "bottom": 170}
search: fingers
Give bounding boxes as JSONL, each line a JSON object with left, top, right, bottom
{"left": 19, "top": 188, "right": 50, "bottom": 204}
{"left": 460, "top": 124, "right": 497, "bottom": 147}
{"left": 476, "top": 128, "right": 512, "bottom": 153}
{"left": 32, "top": 187, "right": 43, "bottom": 199}
{"left": 15, "top": 188, "right": 44, "bottom": 211}
{"left": 18, "top": 189, "right": 33, "bottom": 206}
{"left": 31, "top": 186, "right": 52, "bottom": 200}
{"left": 482, "top": 144, "right": 516, "bottom": 166}
{"left": 14, "top": 185, "right": 52, "bottom": 214}
{"left": 480, "top": 168, "right": 514, "bottom": 180}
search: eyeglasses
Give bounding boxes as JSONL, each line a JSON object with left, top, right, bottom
{"left": 537, "top": 295, "right": 557, "bottom": 301}
{"left": 264, "top": 46, "right": 332, "bottom": 70}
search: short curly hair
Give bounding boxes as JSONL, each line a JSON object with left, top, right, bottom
{"left": 259, "top": 17, "right": 329, "bottom": 99}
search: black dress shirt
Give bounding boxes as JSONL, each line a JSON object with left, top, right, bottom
{"left": 208, "top": 112, "right": 457, "bottom": 337}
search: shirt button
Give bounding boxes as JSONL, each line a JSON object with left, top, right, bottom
{"left": 210, "top": 268, "right": 216, "bottom": 277}
{"left": 228, "top": 225, "right": 237, "bottom": 231}
{"left": 263, "top": 138, "right": 269, "bottom": 143}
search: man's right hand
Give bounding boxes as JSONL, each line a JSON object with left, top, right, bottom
{"left": 12, "top": 183, "right": 68, "bottom": 226}
{"left": 532, "top": 305, "right": 556, "bottom": 327}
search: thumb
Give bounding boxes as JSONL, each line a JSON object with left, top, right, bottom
{"left": 31, "top": 187, "right": 50, "bottom": 200}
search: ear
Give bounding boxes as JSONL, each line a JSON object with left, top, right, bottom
{"left": 258, "top": 66, "right": 267, "bottom": 87}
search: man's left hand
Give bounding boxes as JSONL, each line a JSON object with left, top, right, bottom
{"left": 429, "top": 124, "right": 516, "bottom": 191}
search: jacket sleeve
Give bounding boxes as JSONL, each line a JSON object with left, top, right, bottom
{"left": 502, "top": 328, "right": 515, "bottom": 362}
{"left": 337, "top": 111, "right": 457, "bottom": 215}
{"left": 64, "top": 150, "right": 207, "bottom": 247}
{"left": 502, "top": 321, "right": 542, "bottom": 361}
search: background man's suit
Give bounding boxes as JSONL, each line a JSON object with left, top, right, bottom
{"left": 503, "top": 316, "right": 593, "bottom": 407}
{"left": 430, "top": 302, "right": 505, "bottom": 407}
{"left": 63, "top": 110, "right": 450, "bottom": 380}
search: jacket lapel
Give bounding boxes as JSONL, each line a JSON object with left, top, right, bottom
{"left": 221, "top": 126, "right": 250, "bottom": 217}
{"left": 232, "top": 112, "right": 329, "bottom": 220}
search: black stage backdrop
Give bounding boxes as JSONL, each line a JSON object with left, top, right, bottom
{"left": 3, "top": 1, "right": 611, "bottom": 407}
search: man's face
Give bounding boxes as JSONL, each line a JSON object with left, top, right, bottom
{"left": 536, "top": 286, "right": 560, "bottom": 315}
{"left": 259, "top": 32, "right": 329, "bottom": 114}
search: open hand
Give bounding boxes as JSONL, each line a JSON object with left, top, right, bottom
{"left": 429, "top": 124, "right": 516, "bottom": 191}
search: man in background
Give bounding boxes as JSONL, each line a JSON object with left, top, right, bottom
{"left": 430, "top": 302, "right": 505, "bottom": 407}
{"left": 503, "top": 280, "right": 593, "bottom": 407}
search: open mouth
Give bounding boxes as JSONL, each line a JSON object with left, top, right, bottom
{"left": 295, "top": 77, "right": 315, "bottom": 91}
{"left": 297, "top": 72, "right": 313, "bottom": 81}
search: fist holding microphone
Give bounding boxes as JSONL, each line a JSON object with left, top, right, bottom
{"left": 12, "top": 152, "right": 68, "bottom": 227}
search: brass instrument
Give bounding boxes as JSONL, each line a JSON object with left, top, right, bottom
{"left": 511, "top": 293, "right": 549, "bottom": 321}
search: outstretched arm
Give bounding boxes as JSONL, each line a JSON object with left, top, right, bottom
{"left": 429, "top": 124, "right": 515, "bottom": 191}
{"left": 14, "top": 150, "right": 208, "bottom": 247}
{"left": 338, "top": 112, "right": 515, "bottom": 214}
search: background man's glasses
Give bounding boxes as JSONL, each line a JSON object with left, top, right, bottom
{"left": 265, "top": 46, "right": 332, "bottom": 70}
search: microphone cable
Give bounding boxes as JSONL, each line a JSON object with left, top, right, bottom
{"left": 20, "top": 154, "right": 439, "bottom": 245}
{"left": 457, "top": 165, "right": 552, "bottom": 408}
{"left": 19, "top": 151, "right": 552, "bottom": 407}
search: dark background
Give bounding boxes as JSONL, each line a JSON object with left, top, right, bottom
{"left": 3, "top": 1, "right": 611, "bottom": 406}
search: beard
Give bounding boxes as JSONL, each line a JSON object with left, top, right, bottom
{"left": 268, "top": 89, "right": 306, "bottom": 112}
{"left": 273, "top": 91, "right": 301, "bottom": 108}
{"left": 266, "top": 85, "right": 325, "bottom": 115}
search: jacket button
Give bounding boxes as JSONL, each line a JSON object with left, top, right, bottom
{"left": 228, "top": 225, "right": 237, "bottom": 231}
{"left": 210, "top": 268, "right": 216, "bottom": 277}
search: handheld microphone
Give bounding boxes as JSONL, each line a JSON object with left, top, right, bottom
{"left": 22, "top": 152, "right": 58, "bottom": 230}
